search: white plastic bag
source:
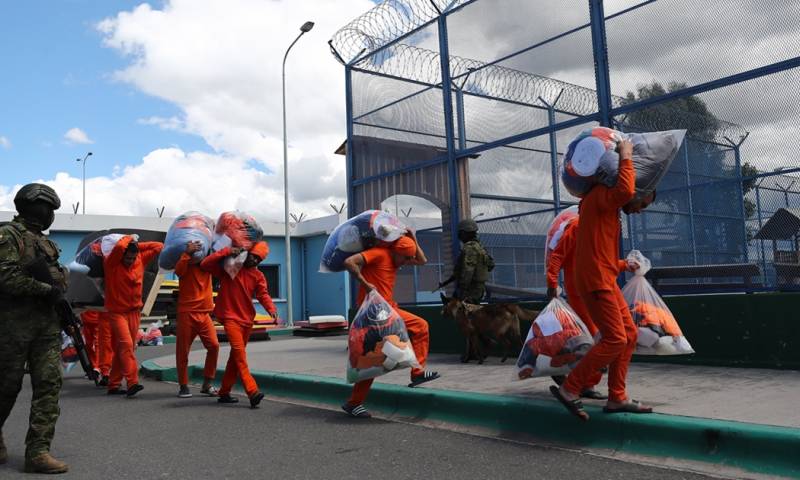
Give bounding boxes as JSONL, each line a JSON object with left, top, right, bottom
{"left": 346, "top": 291, "right": 419, "bottom": 383}
{"left": 621, "top": 250, "right": 694, "bottom": 355}
{"left": 515, "top": 298, "right": 594, "bottom": 379}
{"left": 320, "top": 210, "right": 407, "bottom": 273}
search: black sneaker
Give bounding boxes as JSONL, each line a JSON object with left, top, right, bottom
{"left": 126, "top": 384, "right": 144, "bottom": 398}
{"left": 218, "top": 394, "right": 239, "bottom": 404}
{"left": 249, "top": 392, "right": 264, "bottom": 409}
{"left": 408, "top": 371, "right": 441, "bottom": 388}
{"left": 341, "top": 403, "right": 371, "bottom": 418}
{"left": 98, "top": 376, "right": 109, "bottom": 387}
{"left": 177, "top": 385, "right": 192, "bottom": 398}
{"left": 107, "top": 388, "right": 126, "bottom": 395}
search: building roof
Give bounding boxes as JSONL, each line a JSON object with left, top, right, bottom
{"left": 753, "top": 208, "right": 800, "bottom": 241}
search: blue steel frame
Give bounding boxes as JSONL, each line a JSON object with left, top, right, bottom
{"left": 337, "top": 0, "right": 800, "bottom": 298}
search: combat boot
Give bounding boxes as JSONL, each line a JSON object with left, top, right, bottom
{"left": 0, "top": 432, "right": 7, "bottom": 464}
{"left": 24, "top": 453, "right": 69, "bottom": 474}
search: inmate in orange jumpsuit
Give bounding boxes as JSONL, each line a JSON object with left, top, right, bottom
{"left": 80, "top": 310, "right": 101, "bottom": 369}
{"left": 346, "top": 242, "right": 430, "bottom": 407}
{"left": 104, "top": 236, "right": 163, "bottom": 391}
{"left": 175, "top": 252, "right": 219, "bottom": 386}
{"left": 200, "top": 245, "right": 276, "bottom": 398}
{"left": 548, "top": 220, "right": 632, "bottom": 390}
{"left": 562, "top": 156, "right": 637, "bottom": 404}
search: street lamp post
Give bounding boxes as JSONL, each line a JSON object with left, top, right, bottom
{"left": 76, "top": 152, "right": 93, "bottom": 214}
{"left": 282, "top": 20, "right": 314, "bottom": 326}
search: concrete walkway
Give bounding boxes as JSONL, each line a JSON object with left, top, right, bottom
{"left": 147, "top": 335, "right": 800, "bottom": 429}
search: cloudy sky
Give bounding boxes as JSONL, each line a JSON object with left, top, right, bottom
{"left": 0, "top": 0, "right": 372, "bottom": 220}
{"left": 2, "top": 0, "right": 798, "bottom": 223}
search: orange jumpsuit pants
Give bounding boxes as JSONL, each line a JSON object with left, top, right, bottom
{"left": 108, "top": 311, "right": 141, "bottom": 390}
{"left": 347, "top": 309, "right": 430, "bottom": 406}
{"left": 97, "top": 315, "right": 114, "bottom": 377}
{"left": 175, "top": 311, "right": 220, "bottom": 385}
{"left": 219, "top": 321, "right": 258, "bottom": 397}
{"left": 82, "top": 321, "right": 99, "bottom": 369}
{"left": 563, "top": 288, "right": 637, "bottom": 403}
{"left": 564, "top": 287, "right": 602, "bottom": 388}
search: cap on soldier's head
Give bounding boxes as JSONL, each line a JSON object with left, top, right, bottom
{"left": 458, "top": 219, "right": 478, "bottom": 233}
{"left": 14, "top": 183, "right": 61, "bottom": 210}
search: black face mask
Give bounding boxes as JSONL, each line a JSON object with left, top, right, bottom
{"left": 18, "top": 201, "right": 55, "bottom": 231}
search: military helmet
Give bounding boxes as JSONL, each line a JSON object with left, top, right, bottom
{"left": 458, "top": 219, "right": 478, "bottom": 233}
{"left": 14, "top": 183, "right": 61, "bottom": 210}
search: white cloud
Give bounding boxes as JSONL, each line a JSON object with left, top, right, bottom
{"left": 0, "top": 147, "right": 345, "bottom": 221}
{"left": 64, "top": 127, "right": 94, "bottom": 145}
{"left": 0, "top": 136, "right": 10, "bottom": 149}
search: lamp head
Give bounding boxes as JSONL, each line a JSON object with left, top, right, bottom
{"left": 300, "top": 21, "right": 314, "bottom": 33}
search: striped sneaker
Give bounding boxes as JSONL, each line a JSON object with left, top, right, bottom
{"left": 341, "top": 403, "right": 372, "bottom": 418}
{"left": 408, "top": 371, "right": 440, "bottom": 388}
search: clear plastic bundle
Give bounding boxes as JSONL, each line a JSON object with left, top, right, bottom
{"left": 68, "top": 233, "right": 138, "bottom": 278}
{"left": 515, "top": 297, "right": 594, "bottom": 379}
{"left": 212, "top": 211, "right": 263, "bottom": 278}
{"left": 561, "top": 127, "right": 686, "bottom": 200}
{"left": 320, "top": 210, "right": 406, "bottom": 273}
{"left": 544, "top": 206, "right": 579, "bottom": 274}
{"left": 61, "top": 331, "right": 79, "bottom": 373}
{"left": 621, "top": 250, "right": 694, "bottom": 355}
{"left": 346, "top": 291, "right": 419, "bottom": 383}
{"left": 213, "top": 211, "right": 263, "bottom": 251}
{"left": 159, "top": 211, "right": 214, "bottom": 271}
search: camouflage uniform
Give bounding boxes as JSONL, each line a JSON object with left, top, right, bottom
{"left": 0, "top": 216, "right": 66, "bottom": 460}
{"left": 454, "top": 239, "right": 494, "bottom": 304}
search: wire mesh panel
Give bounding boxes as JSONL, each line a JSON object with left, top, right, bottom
{"left": 333, "top": 0, "right": 800, "bottom": 301}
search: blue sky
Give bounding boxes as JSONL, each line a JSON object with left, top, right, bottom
{"left": 0, "top": 0, "right": 207, "bottom": 187}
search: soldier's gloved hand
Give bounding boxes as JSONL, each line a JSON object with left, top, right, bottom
{"left": 45, "top": 285, "right": 65, "bottom": 305}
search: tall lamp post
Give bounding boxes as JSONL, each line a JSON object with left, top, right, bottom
{"left": 282, "top": 20, "right": 314, "bottom": 326}
{"left": 76, "top": 152, "right": 93, "bottom": 214}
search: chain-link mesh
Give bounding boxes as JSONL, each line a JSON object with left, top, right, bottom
{"left": 334, "top": 0, "right": 800, "bottom": 301}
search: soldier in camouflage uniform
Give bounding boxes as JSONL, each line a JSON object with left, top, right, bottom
{"left": 438, "top": 219, "right": 495, "bottom": 304}
{"left": 0, "top": 183, "right": 69, "bottom": 474}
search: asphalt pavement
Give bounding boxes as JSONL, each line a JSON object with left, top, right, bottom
{"left": 1, "top": 343, "right": 713, "bottom": 480}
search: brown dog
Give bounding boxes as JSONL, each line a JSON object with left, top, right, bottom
{"left": 440, "top": 294, "right": 536, "bottom": 364}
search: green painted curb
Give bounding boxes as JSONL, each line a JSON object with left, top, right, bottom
{"left": 141, "top": 360, "right": 800, "bottom": 478}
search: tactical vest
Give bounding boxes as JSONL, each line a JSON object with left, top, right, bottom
{"left": 466, "top": 240, "right": 494, "bottom": 283}
{"left": 0, "top": 220, "right": 67, "bottom": 291}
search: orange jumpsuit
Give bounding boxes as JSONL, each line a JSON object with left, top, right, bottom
{"left": 547, "top": 220, "right": 630, "bottom": 389}
{"left": 200, "top": 247, "right": 277, "bottom": 397}
{"left": 347, "top": 247, "right": 430, "bottom": 407}
{"left": 563, "top": 157, "right": 637, "bottom": 404}
{"left": 175, "top": 253, "right": 219, "bottom": 386}
{"left": 96, "top": 312, "right": 113, "bottom": 377}
{"left": 80, "top": 310, "right": 101, "bottom": 369}
{"left": 104, "top": 236, "right": 163, "bottom": 391}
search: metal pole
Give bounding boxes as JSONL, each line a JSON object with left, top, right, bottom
{"left": 589, "top": 0, "right": 612, "bottom": 127}
{"left": 78, "top": 152, "right": 91, "bottom": 214}
{"left": 733, "top": 145, "right": 749, "bottom": 262}
{"left": 544, "top": 102, "right": 561, "bottom": 214}
{"left": 437, "top": 15, "right": 462, "bottom": 261}
{"left": 455, "top": 87, "right": 467, "bottom": 151}
{"left": 755, "top": 184, "right": 767, "bottom": 286}
{"left": 684, "top": 144, "right": 697, "bottom": 264}
{"left": 282, "top": 28, "right": 309, "bottom": 326}
{"left": 343, "top": 65, "right": 356, "bottom": 314}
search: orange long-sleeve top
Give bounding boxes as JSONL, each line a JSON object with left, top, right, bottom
{"left": 547, "top": 219, "right": 630, "bottom": 291}
{"left": 574, "top": 157, "right": 635, "bottom": 294}
{"left": 103, "top": 236, "right": 163, "bottom": 313}
{"left": 199, "top": 247, "right": 277, "bottom": 326}
{"left": 175, "top": 253, "right": 214, "bottom": 313}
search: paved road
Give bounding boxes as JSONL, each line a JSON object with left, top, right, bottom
{"left": 1, "top": 344, "right": 712, "bottom": 480}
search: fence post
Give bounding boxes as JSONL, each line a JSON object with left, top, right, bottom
{"left": 344, "top": 65, "right": 355, "bottom": 314}
{"left": 589, "top": 0, "right": 613, "bottom": 127}
{"left": 437, "top": 15, "right": 462, "bottom": 262}
{"left": 754, "top": 184, "right": 768, "bottom": 287}
{"left": 684, "top": 144, "right": 698, "bottom": 265}
{"left": 733, "top": 145, "right": 749, "bottom": 262}
{"left": 455, "top": 87, "right": 467, "bottom": 151}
